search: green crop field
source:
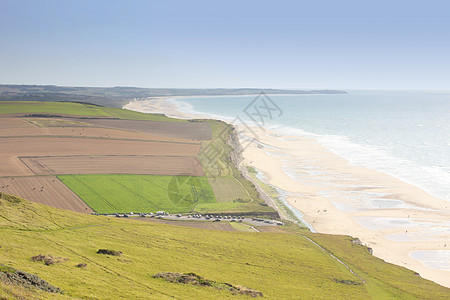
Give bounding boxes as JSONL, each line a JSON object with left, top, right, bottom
{"left": 0, "top": 101, "right": 185, "bottom": 122}
{"left": 1, "top": 194, "right": 449, "bottom": 299}
{"left": 58, "top": 174, "right": 216, "bottom": 214}
{"left": 59, "top": 174, "right": 276, "bottom": 215}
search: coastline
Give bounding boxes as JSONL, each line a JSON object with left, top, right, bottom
{"left": 124, "top": 97, "right": 450, "bottom": 288}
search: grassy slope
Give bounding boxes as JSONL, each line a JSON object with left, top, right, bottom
{"left": 0, "top": 281, "right": 49, "bottom": 300}
{"left": 1, "top": 194, "right": 449, "bottom": 299}
{"left": 0, "top": 101, "right": 185, "bottom": 122}
{"left": 302, "top": 232, "right": 450, "bottom": 299}
{"left": 58, "top": 174, "right": 216, "bottom": 214}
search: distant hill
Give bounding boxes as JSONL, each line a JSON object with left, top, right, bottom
{"left": 0, "top": 84, "right": 347, "bottom": 108}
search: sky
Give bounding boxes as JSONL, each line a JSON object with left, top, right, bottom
{"left": 1, "top": 0, "right": 450, "bottom": 90}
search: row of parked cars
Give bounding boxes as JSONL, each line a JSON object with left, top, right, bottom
{"left": 187, "top": 214, "right": 246, "bottom": 221}
{"left": 92, "top": 211, "right": 169, "bottom": 218}
{"left": 91, "top": 212, "right": 283, "bottom": 226}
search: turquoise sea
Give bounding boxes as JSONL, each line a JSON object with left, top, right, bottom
{"left": 173, "top": 90, "right": 450, "bottom": 203}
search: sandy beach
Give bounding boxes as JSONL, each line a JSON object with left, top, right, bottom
{"left": 124, "top": 97, "right": 450, "bottom": 288}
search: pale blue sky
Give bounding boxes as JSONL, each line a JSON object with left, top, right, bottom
{"left": 1, "top": 0, "right": 449, "bottom": 89}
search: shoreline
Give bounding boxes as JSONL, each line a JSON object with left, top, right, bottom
{"left": 124, "top": 97, "right": 450, "bottom": 288}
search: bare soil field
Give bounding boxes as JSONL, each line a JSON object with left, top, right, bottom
{"left": 1, "top": 136, "right": 200, "bottom": 157}
{"left": 0, "top": 176, "right": 93, "bottom": 213}
{"left": 0, "top": 155, "right": 35, "bottom": 176}
{"left": 25, "top": 118, "right": 95, "bottom": 127}
{"left": 1, "top": 137, "right": 201, "bottom": 176}
{"left": 78, "top": 118, "right": 212, "bottom": 140}
{"left": 134, "top": 217, "right": 236, "bottom": 231}
{"left": 21, "top": 155, "right": 204, "bottom": 176}
{"left": 0, "top": 117, "right": 34, "bottom": 129}
{"left": 0, "top": 125, "right": 199, "bottom": 143}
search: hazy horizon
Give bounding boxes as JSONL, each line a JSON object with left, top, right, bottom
{"left": 1, "top": 0, "right": 450, "bottom": 90}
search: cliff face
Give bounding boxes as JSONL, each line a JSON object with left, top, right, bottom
{"left": 226, "top": 125, "right": 282, "bottom": 218}
{"left": 227, "top": 126, "right": 243, "bottom": 167}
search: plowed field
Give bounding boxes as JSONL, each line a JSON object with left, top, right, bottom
{"left": 21, "top": 155, "right": 204, "bottom": 176}
{"left": 0, "top": 176, "right": 93, "bottom": 213}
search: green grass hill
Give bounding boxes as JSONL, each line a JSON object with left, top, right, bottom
{"left": 1, "top": 193, "right": 449, "bottom": 299}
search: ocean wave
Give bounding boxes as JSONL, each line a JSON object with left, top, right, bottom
{"left": 271, "top": 124, "right": 450, "bottom": 202}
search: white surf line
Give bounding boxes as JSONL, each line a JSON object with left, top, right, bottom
{"left": 299, "top": 233, "right": 366, "bottom": 284}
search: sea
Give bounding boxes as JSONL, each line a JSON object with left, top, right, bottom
{"left": 171, "top": 90, "right": 450, "bottom": 204}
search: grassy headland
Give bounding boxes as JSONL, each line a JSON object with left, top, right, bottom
{"left": 1, "top": 193, "right": 449, "bottom": 299}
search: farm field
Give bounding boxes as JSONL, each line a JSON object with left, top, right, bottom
{"left": 1, "top": 194, "right": 449, "bottom": 299}
{"left": 0, "top": 118, "right": 199, "bottom": 143}
{"left": 0, "top": 137, "right": 201, "bottom": 177}
{"left": 0, "top": 176, "right": 92, "bottom": 213}
{"left": 0, "top": 116, "right": 35, "bottom": 129}
{"left": 58, "top": 174, "right": 216, "bottom": 214}
{"left": 20, "top": 155, "right": 204, "bottom": 176}
{"left": 0, "top": 101, "right": 111, "bottom": 116}
{"left": 0, "top": 101, "right": 183, "bottom": 122}
{"left": 79, "top": 118, "right": 212, "bottom": 140}
{"left": 0, "top": 101, "right": 277, "bottom": 217}
{"left": 1, "top": 137, "right": 200, "bottom": 158}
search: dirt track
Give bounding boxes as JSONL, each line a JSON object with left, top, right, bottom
{"left": 0, "top": 176, "right": 93, "bottom": 213}
{"left": 21, "top": 155, "right": 204, "bottom": 176}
